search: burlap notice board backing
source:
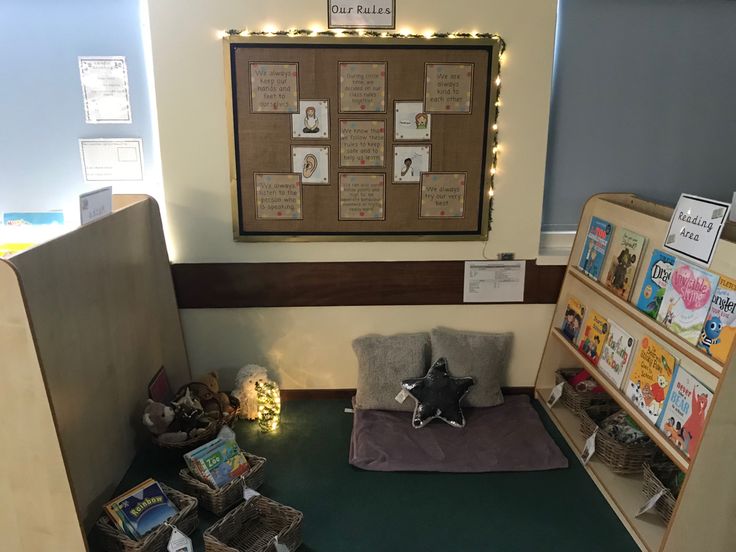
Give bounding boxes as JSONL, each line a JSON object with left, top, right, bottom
{"left": 225, "top": 35, "right": 501, "bottom": 241}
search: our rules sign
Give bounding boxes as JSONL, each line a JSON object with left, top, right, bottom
{"left": 328, "top": 0, "right": 395, "bottom": 29}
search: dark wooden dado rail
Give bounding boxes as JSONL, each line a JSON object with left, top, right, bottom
{"left": 171, "top": 260, "right": 564, "bottom": 308}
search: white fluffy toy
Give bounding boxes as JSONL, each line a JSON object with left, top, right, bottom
{"left": 233, "top": 364, "right": 270, "bottom": 420}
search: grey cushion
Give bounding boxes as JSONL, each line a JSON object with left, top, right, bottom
{"left": 430, "top": 327, "right": 512, "bottom": 407}
{"left": 353, "top": 332, "right": 431, "bottom": 412}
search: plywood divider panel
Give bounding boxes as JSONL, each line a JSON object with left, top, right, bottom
{"left": 7, "top": 196, "right": 190, "bottom": 531}
{"left": 0, "top": 262, "right": 86, "bottom": 551}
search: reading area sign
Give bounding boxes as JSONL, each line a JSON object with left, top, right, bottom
{"left": 328, "top": 0, "right": 395, "bottom": 29}
{"left": 664, "top": 193, "right": 731, "bottom": 267}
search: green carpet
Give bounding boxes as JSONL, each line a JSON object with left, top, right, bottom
{"left": 96, "top": 399, "right": 638, "bottom": 551}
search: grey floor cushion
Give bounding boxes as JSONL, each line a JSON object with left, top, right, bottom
{"left": 349, "top": 394, "right": 568, "bottom": 472}
{"left": 430, "top": 327, "right": 513, "bottom": 407}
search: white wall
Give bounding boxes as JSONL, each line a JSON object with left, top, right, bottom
{"left": 146, "top": 0, "right": 559, "bottom": 387}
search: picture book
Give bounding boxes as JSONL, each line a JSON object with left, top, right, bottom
{"left": 657, "top": 364, "right": 712, "bottom": 458}
{"left": 578, "top": 310, "right": 609, "bottom": 365}
{"left": 697, "top": 275, "right": 736, "bottom": 363}
{"left": 603, "top": 228, "right": 647, "bottom": 300}
{"left": 578, "top": 216, "right": 615, "bottom": 280}
{"left": 625, "top": 336, "right": 677, "bottom": 425}
{"left": 185, "top": 437, "right": 250, "bottom": 488}
{"left": 560, "top": 296, "right": 586, "bottom": 343}
{"left": 635, "top": 249, "right": 676, "bottom": 319}
{"left": 104, "top": 479, "right": 178, "bottom": 540}
{"left": 597, "top": 321, "right": 636, "bottom": 388}
{"left": 657, "top": 259, "right": 719, "bottom": 345}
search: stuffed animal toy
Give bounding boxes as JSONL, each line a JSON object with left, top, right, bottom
{"left": 233, "top": 364, "right": 270, "bottom": 420}
{"left": 178, "top": 381, "right": 221, "bottom": 420}
{"left": 142, "top": 399, "right": 188, "bottom": 444}
{"left": 199, "top": 371, "right": 236, "bottom": 416}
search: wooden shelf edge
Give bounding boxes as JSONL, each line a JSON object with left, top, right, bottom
{"left": 567, "top": 267, "right": 723, "bottom": 379}
{"left": 550, "top": 329, "right": 690, "bottom": 473}
{"left": 535, "top": 390, "right": 652, "bottom": 552}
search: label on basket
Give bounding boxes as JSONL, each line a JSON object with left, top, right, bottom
{"left": 395, "top": 389, "right": 409, "bottom": 403}
{"left": 273, "top": 536, "right": 289, "bottom": 552}
{"left": 218, "top": 425, "right": 236, "bottom": 441}
{"left": 546, "top": 382, "right": 565, "bottom": 407}
{"left": 581, "top": 428, "right": 597, "bottom": 465}
{"left": 243, "top": 486, "right": 261, "bottom": 502}
{"left": 636, "top": 489, "right": 667, "bottom": 518}
{"left": 167, "top": 526, "right": 193, "bottom": 552}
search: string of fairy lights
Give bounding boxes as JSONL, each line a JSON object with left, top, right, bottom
{"left": 221, "top": 28, "right": 505, "bottom": 231}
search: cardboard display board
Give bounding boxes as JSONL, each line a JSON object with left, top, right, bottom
{"left": 225, "top": 36, "right": 501, "bottom": 241}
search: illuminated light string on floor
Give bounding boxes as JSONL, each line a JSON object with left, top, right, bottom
{"left": 220, "top": 28, "right": 505, "bottom": 231}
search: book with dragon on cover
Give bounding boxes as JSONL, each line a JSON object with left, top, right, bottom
{"left": 597, "top": 320, "right": 636, "bottom": 389}
{"left": 657, "top": 259, "right": 719, "bottom": 345}
{"left": 657, "top": 363, "right": 712, "bottom": 458}
{"left": 602, "top": 227, "right": 647, "bottom": 300}
{"left": 625, "top": 335, "right": 677, "bottom": 425}
{"left": 697, "top": 275, "right": 736, "bottom": 363}
{"left": 578, "top": 216, "right": 615, "bottom": 280}
{"left": 635, "top": 249, "right": 676, "bottom": 320}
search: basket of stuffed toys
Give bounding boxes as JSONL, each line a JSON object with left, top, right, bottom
{"left": 579, "top": 404, "right": 658, "bottom": 474}
{"left": 143, "top": 372, "right": 240, "bottom": 450}
{"left": 555, "top": 368, "right": 615, "bottom": 416}
{"left": 178, "top": 428, "right": 267, "bottom": 516}
{"left": 642, "top": 461, "right": 683, "bottom": 523}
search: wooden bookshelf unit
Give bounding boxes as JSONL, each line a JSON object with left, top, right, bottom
{"left": 534, "top": 194, "right": 736, "bottom": 552}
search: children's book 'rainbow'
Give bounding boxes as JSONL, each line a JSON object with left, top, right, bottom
{"left": 104, "top": 479, "right": 178, "bottom": 540}
{"left": 657, "top": 364, "right": 712, "bottom": 458}
{"left": 657, "top": 259, "right": 719, "bottom": 345}
{"left": 636, "top": 249, "right": 675, "bottom": 320}
{"left": 578, "top": 216, "right": 615, "bottom": 280}
{"left": 625, "top": 336, "right": 677, "bottom": 425}
{"left": 697, "top": 275, "right": 736, "bottom": 363}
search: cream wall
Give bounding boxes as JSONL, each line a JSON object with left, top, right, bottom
{"left": 146, "top": 0, "right": 559, "bottom": 387}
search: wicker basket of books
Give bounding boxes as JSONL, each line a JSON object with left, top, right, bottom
{"left": 153, "top": 418, "right": 219, "bottom": 451}
{"left": 95, "top": 482, "right": 198, "bottom": 552}
{"left": 203, "top": 495, "right": 303, "bottom": 552}
{"left": 579, "top": 404, "right": 658, "bottom": 474}
{"left": 642, "top": 461, "right": 682, "bottom": 523}
{"left": 555, "top": 368, "right": 614, "bottom": 416}
{"left": 180, "top": 452, "right": 267, "bottom": 515}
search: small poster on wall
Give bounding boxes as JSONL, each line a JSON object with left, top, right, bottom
{"left": 424, "top": 63, "right": 474, "bottom": 114}
{"left": 292, "top": 146, "right": 330, "bottom": 185}
{"left": 339, "top": 173, "right": 386, "bottom": 220}
{"left": 393, "top": 145, "right": 431, "bottom": 183}
{"left": 78, "top": 56, "right": 132, "bottom": 124}
{"left": 339, "top": 62, "right": 386, "bottom": 113}
{"left": 291, "top": 100, "right": 329, "bottom": 138}
{"left": 249, "top": 63, "right": 299, "bottom": 113}
{"left": 254, "top": 173, "right": 303, "bottom": 219}
{"left": 339, "top": 119, "right": 386, "bottom": 167}
{"left": 328, "top": 0, "right": 395, "bottom": 29}
{"left": 419, "top": 173, "right": 466, "bottom": 218}
{"left": 394, "top": 101, "right": 431, "bottom": 140}
{"left": 79, "top": 139, "right": 144, "bottom": 181}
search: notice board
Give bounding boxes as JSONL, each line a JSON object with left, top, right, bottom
{"left": 225, "top": 35, "right": 502, "bottom": 241}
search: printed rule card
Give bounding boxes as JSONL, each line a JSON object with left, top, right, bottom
{"left": 463, "top": 260, "right": 525, "bottom": 303}
{"left": 79, "top": 139, "right": 143, "bottom": 181}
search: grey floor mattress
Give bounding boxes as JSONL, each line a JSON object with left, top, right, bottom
{"left": 349, "top": 394, "right": 569, "bottom": 472}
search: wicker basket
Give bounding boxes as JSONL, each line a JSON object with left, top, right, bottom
{"left": 642, "top": 462, "right": 680, "bottom": 523}
{"left": 152, "top": 418, "right": 219, "bottom": 451}
{"left": 203, "top": 495, "right": 303, "bottom": 552}
{"left": 95, "top": 484, "right": 198, "bottom": 552}
{"left": 555, "top": 368, "right": 615, "bottom": 416}
{"left": 179, "top": 453, "right": 267, "bottom": 515}
{"left": 579, "top": 404, "right": 658, "bottom": 474}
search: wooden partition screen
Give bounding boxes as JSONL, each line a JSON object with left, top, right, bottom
{"left": 0, "top": 196, "right": 190, "bottom": 549}
{"left": 225, "top": 34, "right": 502, "bottom": 241}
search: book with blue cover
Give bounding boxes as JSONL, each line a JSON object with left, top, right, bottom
{"left": 184, "top": 436, "right": 250, "bottom": 488}
{"left": 104, "top": 479, "right": 178, "bottom": 540}
{"left": 578, "top": 216, "right": 615, "bottom": 281}
{"left": 636, "top": 249, "right": 676, "bottom": 319}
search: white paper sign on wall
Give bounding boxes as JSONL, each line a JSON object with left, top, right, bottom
{"left": 663, "top": 193, "right": 731, "bottom": 267}
{"left": 328, "top": 0, "right": 395, "bottom": 29}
